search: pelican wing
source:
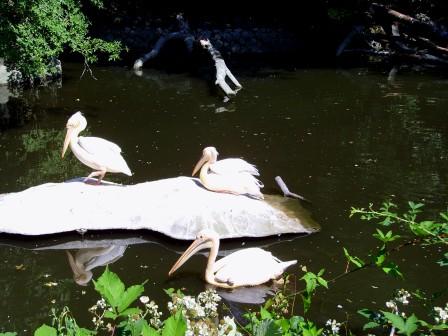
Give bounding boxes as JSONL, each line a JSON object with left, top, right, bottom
{"left": 205, "top": 172, "right": 264, "bottom": 198}
{"left": 77, "top": 136, "right": 131, "bottom": 175}
{"left": 213, "top": 248, "right": 290, "bottom": 286}
{"left": 210, "top": 158, "right": 259, "bottom": 176}
{"left": 79, "top": 136, "right": 122, "bottom": 154}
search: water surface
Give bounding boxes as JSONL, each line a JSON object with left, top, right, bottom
{"left": 1, "top": 63, "right": 447, "bottom": 332}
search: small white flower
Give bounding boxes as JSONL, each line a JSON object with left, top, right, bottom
{"left": 325, "top": 319, "right": 341, "bottom": 335}
{"left": 219, "top": 316, "right": 240, "bottom": 336}
{"left": 97, "top": 298, "right": 106, "bottom": 309}
{"left": 395, "top": 289, "right": 411, "bottom": 305}
{"left": 139, "top": 295, "right": 150, "bottom": 304}
{"left": 434, "top": 304, "right": 448, "bottom": 324}
{"left": 386, "top": 300, "right": 397, "bottom": 311}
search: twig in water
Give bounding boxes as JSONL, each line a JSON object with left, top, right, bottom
{"left": 274, "top": 176, "right": 309, "bottom": 202}
{"left": 80, "top": 59, "right": 98, "bottom": 80}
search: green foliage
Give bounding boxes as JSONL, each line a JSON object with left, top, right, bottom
{"left": 300, "top": 269, "right": 328, "bottom": 313}
{"left": 50, "top": 306, "right": 95, "bottom": 335}
{"left": 382, "top": 312, "right": 418, "bottom": 336}
{"left": 160, "top": 312, "right": 186, "bottom": 336}
{"left": 34, "top": 325, "right": 57, "bottom": 336}
{"left": 0, "top": 0, "right": 123, "bottom": 80}
{"left": 351, "top": 201, "right": 448, "bottom": 335}
{"left": 343, "top": 247, "right": 365, "bottom": 268}
{"left": 350, "top": 201, "right": 448, "bottom": 262}
{"left": 93, "top": 266, "right": 145, "bottom": 319}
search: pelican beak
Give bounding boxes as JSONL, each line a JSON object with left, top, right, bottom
{"left": 168, "top": 237, "right": 209, "bottom": 276}
{"left": 192, "top": 154, "right": 208, "bottom": 176}
{"left": 62, "top": 127, "right": 73, "bottom": 158}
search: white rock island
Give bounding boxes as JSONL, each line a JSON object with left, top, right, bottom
{"left": 0, "top": 177, "right": 318, "bottom": 239}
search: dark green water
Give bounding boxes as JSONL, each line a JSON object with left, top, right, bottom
{"left": 1, "top": 63, "right": 447, "bottom": 333}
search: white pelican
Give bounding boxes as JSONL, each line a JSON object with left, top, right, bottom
{"left": 192, "top": 146, "right": 264, "bottom": 199}
{"left": 168, "top": 229, "right": 297, "bottom": 288}
{"left": 61, "top": 112, "right": 132, "bottom": 184}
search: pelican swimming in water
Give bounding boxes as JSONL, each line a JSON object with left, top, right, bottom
{"left": 168, "top": 229, "right": 297, "bottom": 288}
{"left": 61, "top": 112, "right": 132, "bottom": 184}
{"left": 192, "top": 146, "right": 264, "bottom": 199}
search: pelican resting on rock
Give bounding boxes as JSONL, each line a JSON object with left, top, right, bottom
{"left": 61, "top": 112, "right": 132, "bottom": 184}
{"left": 168, "top": 229, "right": 297, "bottom": 288}
{"left": 192, "top": 146, "right": 264, "bottom": 199}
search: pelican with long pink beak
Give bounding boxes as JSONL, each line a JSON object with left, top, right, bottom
{"left": 61, "top": 112, "right": 132, "bottom": 184}
{"left": 192, "top": 146, "right": 264, "bottom": 199}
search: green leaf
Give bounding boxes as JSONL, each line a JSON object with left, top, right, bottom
{"left": 402, "top": 314, "right": 418, "bottom": 335}
{"left": 408, "top": 202, "right": 424, "bottom": 211}
{"left": 260, "top": 307, "right": 273, "bottom": 320}
{"left": 363, "top": 321, "right": 380, "bottom": 329}
{"left": 301, "top": 294, "right": 312, "bottom": 313}
{"left": 383, "top": 312, "right": 406, "bottom": 331}
{"left": 104, "top": 310, "right": 118, "bottom": 319}
{"left": 34, "top": 325, "right": 57, "bottom": 336}
{"left": 375, "top": 252, "right": 386, "bottom": 266}
{"left": 275, "top": 318, "right": 290, "bottom": 333}
{"left": 358, "top": 308, "right": 378, "bottom": 319}
{"left": 289, "top": 316, "right": 305, "bottom": 331}
{"left": 254, "top": 319, "right": 282, "bottom": 336}
{"left": 343, "top": 247, "right": 365, "bottom": 267}
{"left": 142, "top": 321, "right": 160, "bottom": 336}
{"left": 440, "top": 211, "right": 448, "bottom": 222}
{"left": 0, "top": 333, "right": 18, "bottom": 336}
{"left": 437, "top": 252, "right": 448, "bottom": 267}
{"left": 382, "top": 312, "right": 418, "bottom": 336}
{"left": 117, "top": 284, "right": 144, "bottom": 313}
{"left": 118, "top": 307, "right": 142, "bottom": 317}
{"left": 93, "top": 267, "right": 125, "bottom": 308}
{"left": 163, "top": 288, "right": 175, "bottom": 297}
{"left": 317, "top": 277, "right": 328, "bottom": 289}
{"left": 381, "top": 262, "right": 403, "bottom": 278}
{"left": 162, "top": 311, "right": 186, "bottom": 336}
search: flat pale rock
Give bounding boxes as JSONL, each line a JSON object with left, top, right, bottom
{"left": 0, "top": 177, "right": 318, "bottom": 239}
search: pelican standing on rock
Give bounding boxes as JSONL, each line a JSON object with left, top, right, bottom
{"left": 168, "top": 229, "right": 297, "bottom": 288}
{"left": 61, "top": 112, "right": 132, "bottom": 184}
{"left": 192, "top": 146, "right": 264, "bottom": 199}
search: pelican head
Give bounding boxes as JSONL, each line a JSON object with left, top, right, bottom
{"left": 168, "top": 229, "right": 218, "bottom": 276}
{"left": 192, "top": 146, "right": 219, "bottom": 176}
{"left": 62, "top": 112, "right": 87, "bottom": 158}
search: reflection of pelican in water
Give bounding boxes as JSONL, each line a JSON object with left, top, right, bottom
{"left": 66, "top": 245, "right": 126, "bottom": 285}
{"left": 61, "top": 112, "right": 132, "bottom": 184}
{"left": 168, "top": 229, "right": 296, "bottom": 288}
{"left": 192, "top": 146, "right": 264, "bottom": 199}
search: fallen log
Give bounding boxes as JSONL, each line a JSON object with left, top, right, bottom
{"left": 0, "top": 177, "right": 319, "bottom": 239}
{"left": 133, "top": 14, "right": 194, "bottom": 70}
{"left": 200, "top": 38, "right": 242, "bottom": 96}
{"left": 370, "top": 2, "right": 448, "bottom": 41}
{"left": 133, "top": 14, "right": 242, "bottom": 98}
